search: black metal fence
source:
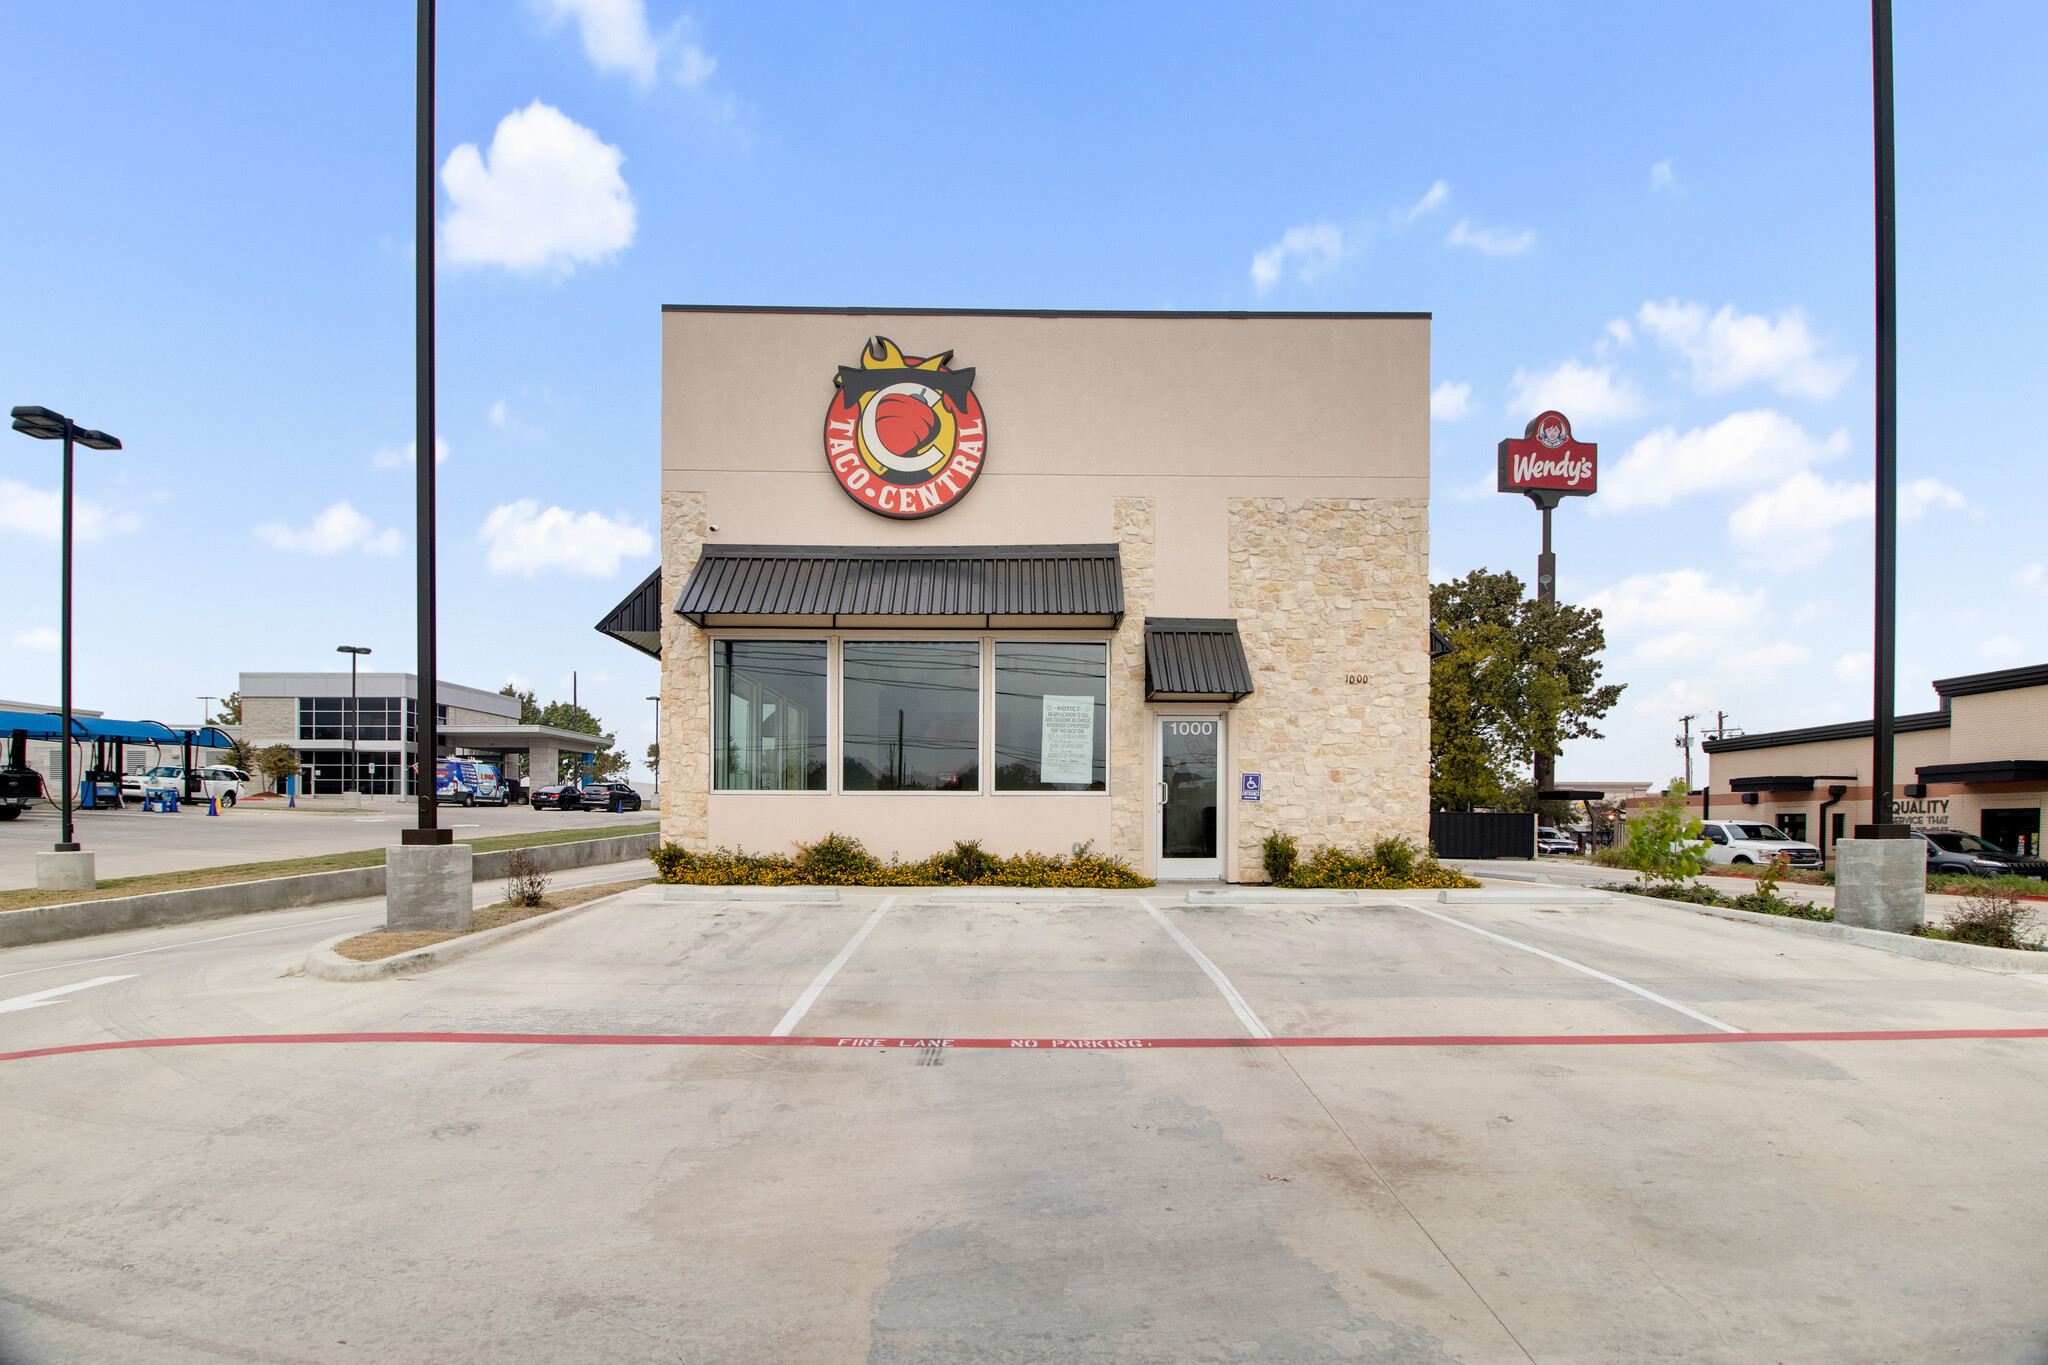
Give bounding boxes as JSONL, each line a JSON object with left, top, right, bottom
{"left": 1430, "top": 811, "right": 1536, "bottom": 860}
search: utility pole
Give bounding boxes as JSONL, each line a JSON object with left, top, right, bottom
{"left": 1676, "top": 714, "right": 1698, "bottom": 791}
{"left": 1868, "top": 0, "right": 1903, "bottom": 837}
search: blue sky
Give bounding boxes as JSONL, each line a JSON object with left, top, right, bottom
{"left": 2, "top": 1, "right": 2042, "bottom": 788}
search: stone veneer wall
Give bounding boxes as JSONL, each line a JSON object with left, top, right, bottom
{"left": 1108, "top": 497, "right": 1155, "bottom": 864}
{"left": 239, "top": 696, "right": 298, "bottom": 749}
{"left": 1229, "top": 497, "right": 1430, "bottom": 877}
{"left": 659, "top": 490, "right": 711, "bottom": 850}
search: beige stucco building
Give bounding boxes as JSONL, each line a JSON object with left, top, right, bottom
{"left": 598, "top": 307, "right": 1433, "bottom": 881}
{"left": 1672, "top": 662, "right": 2048, "bottom": 862}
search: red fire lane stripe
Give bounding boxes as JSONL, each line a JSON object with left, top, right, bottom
{"left": 5, "top": 1028, "right": 2048, "bottom": 1065}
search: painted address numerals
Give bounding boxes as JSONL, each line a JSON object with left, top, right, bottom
{"left": 1344, "top": 673, "right": 1369, "bottom": 685}
{"left": 1166, "top": 721, "right": 1215, "bottom": 737}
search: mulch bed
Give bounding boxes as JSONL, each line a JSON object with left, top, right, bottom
{"left": 329, "top": 878, "right": 650, "bottom": 961}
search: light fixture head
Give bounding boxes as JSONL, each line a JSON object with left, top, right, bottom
{"left": 10, "top": 405, "right": 68, "bottom": 440}
{"left": 336, "top": 645, "right": 372, "bottom": 655}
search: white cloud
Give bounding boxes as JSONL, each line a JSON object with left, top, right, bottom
{"left": 1599, "top": 410, "right": 1850, "bottom": 511}
{"left": 675, "top": 41, "right": 717, "bottom": 89}
{"left": 1650, "top": 159, "right": 1677, "bottom": 192}
{"left": 1584, "top": 569, "right": 1808, "bottom": 682}
{"left": 1401, "top": 180, "right": 1449, "bottom": 223}
{"left": 1900, "top": 477, "right": 1966, "bottom": 519}
{"left": 1636, "top": 299, "right": 1855, "bottom": 399}
{"left": 489, "top": 400, "right": 508, "bottom": 429}
{"left": 1250, "top": 222, "right": 1347, "bottom": 294}
{"left": 1834, "top": 651, "right": 1872, "bottom": 681}
{"left": 1447, "top": 218, "right": 1534, "bottom": 256}
{"left": 11, "top": 626, "right": 57, "bottom": 651}
{"left": 1727, "top": 470, "right": 1871, "bottom": 567}
{"left": 1508, "top": 359, "right": 1645, "bottom": 424}
{"left": 441, "top": 101, "right": 636, "bottom": 274}
{"left": 536, "top": 0, "right": 661, "bottom": 86}
{"left": 253, "top": 501, "right": 403, "bottom": 556}
{"left": 0, "top": 479, "right": 141, "bottom": 541}
{"left": 1430, "top": 381, "right": 1471, "bottom": 421}
{"left": 372, "top": 437, "right": 450, "bottom": 469}
{"left": 2022, "top": 564, "right": 2047, "bottom": 594}
{"left": 478, "top": 500, "right": 653, "bottom": 576}
{"left": 1604, "top": 318, "right": 1634, "bottom": 348}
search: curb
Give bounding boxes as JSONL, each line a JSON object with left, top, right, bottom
{"left": 1605, "top": 887, "right": 2048, "bottom": 974}
{"left": 662, "top": 885, "right": 841, "bottom": 903}
{"left": 928, "top": 888, "right": 1104, "bottom": 904}
{"left": 1182, "top": 889, "right": 1360, "bottom": 906}
{"left": 304, "top": 887, "right": 641, "bottom": 981}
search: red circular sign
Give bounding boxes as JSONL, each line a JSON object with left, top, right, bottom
{"left": 823, "top": 336, "right": 986, "bottom": 519}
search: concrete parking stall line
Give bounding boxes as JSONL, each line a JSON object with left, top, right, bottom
{"left": 770, "top": 896, "right": 898, "bottom": 1036}
{"left": 1138, "top": 896, "right": 1273, "bottom": 1039}
{"left": 1397, "top": 900, "right": 1744, "bottom": 1034}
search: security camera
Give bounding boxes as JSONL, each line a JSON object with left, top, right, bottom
{"left": 707, "top": 524, "right": 719, "bottom": 532}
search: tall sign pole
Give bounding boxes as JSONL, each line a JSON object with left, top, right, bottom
{"left": 1868, "top": 0, "right": 1902, "bottom": 836}
{"left": 1498, "top": 410, "right": 1598, "bottom": 793}
{"left": 407, "top": 0, "right": 448, "bottom": 847}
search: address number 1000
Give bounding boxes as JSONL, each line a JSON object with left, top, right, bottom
{"left": 1165, "top": 721, "right": 1215, "bottom": 737}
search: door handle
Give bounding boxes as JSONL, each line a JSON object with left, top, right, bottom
{"left": 1158, "top": 781, "right": 1168, "bottom": 806}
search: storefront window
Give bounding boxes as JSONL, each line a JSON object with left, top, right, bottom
{"left": 842, "top": 641, "right": 980, "bottom": 791}
{"left": 993, "top": 642, "right": 1107, "bottom": 791}
{"left": 714, "top": 640, "right": 828, "bottom": 790}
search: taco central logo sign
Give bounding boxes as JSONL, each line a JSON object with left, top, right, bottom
{"left": 824, "top": 337, "right": 985, "bottom": 518}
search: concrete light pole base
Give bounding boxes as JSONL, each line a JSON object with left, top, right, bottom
{"left": 385, "top": 842, "right": 473, "bottom": 932}
{"left": 36, "top": 850, "right": 96, "bottom": 891}
{"left": 1834, "top": 838, "right": 1925, "bottom": 932}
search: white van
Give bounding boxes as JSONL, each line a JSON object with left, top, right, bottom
{"left": 132, "top": 765, "right": 248, "bottom": 808}
{"left": 1696, "top": 819, "right": 1822, "bottom": 868}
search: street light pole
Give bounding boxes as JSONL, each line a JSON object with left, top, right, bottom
{"left": 10, "top": 406, "right": 121, "bottom": 856}
{"left": 405, "top": 0, "right": 448, "bottom": 847}
{"left": 1869, "top": 0, "right": 1902, "bottom": 835}
{"left": 647, "top": 694, "right": 660, "bottom": 795}
{"left": 338, "top": 646, "right": 371, "bottom": 798}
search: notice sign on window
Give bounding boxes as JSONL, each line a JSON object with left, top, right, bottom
{"left": 1040, "top": 695, "right": 1095, "bottom": 785}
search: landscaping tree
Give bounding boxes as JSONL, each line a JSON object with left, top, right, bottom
{"left": 213, "top": 692, "right": 243, "bottom": 726}
{"left": 253, "top": 744, "right": 302, "bottom": 793}
{"left": 1623, "top": 780, "right": 1709, "bottom": 887}
{"left": 1429, "top": 568, "right": 1624, "bottom": 811}
{"left": 645, "top": 742, "right": 658, "bottom": 778}
{"left": 222, "top": 735, "right": 258, "bottom": 774}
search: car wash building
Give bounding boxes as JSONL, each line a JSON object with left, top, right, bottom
{"left": 1682, "top": 661, "right": 2048, "bottom": 864}
{"left": 597, "top": 308, "right": 1432, "bottom": 881}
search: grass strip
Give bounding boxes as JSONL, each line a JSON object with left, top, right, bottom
{"left": 329, "top": 878, "right": 652, "bottom": 961}
{"left": 0, "top": 822, "right": 656, "bottom": 914}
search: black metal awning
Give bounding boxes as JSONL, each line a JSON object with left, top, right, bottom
{"left": 1144, "top": 618, "right": 1254, "bottom": 702}
{"left": 1916, "top": 760, "right": 2048, "bottom": 785}
{"left": 595, "top": 567, "right": 664, "bottom": 659}
{"left": 672, "top": 544, "right": 1124, "bottom": 628}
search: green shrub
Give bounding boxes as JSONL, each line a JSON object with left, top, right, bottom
{"left": 1273, "top": 838, "right": 1479, "bottom": 891}
{"left": 1596, "top": 879, "right": 1834, "bottom": 921}
{"left": 937, "top": 839, "right": 1002, "bottom": 885}
{"left": 1370, "top": 835, "right": 1417, "bottom": 881}
{"left": 1261, "top": 832, "right": 1299, "bottom": 885}
{"left": 1624, "top": 781, "right": 1710, "bottom": 886}
{"left": 1918, "top": 891, "right": 2043, "bottom": 950}
{"left": 793, "top": 832, "right": 885, "bottom": 885}
{"left": 1588, "top": 846, "right": 1629, "bottom": 869}
{"left": 648, "top": 834, "right": 1152, "bottom": 888}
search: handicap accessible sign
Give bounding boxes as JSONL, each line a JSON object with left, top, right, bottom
{"left": 1240, "top": 772, "right": 1261, "bottom": 802}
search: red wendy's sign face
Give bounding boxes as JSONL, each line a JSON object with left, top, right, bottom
{"left": 1497, "top": 409, "right": 1596, "bottom": 508}
{"left": 824, "top": 337, "right": 986, "bottom": 519}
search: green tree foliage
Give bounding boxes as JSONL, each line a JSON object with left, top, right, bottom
{"left": 645, "top": 741, "right": 658, "bottom": 775}
{"left": 1429, "top": 568, "right": 1624, "bottom": 811}
{"left": 253, "top": 743, "right": 302, "bottom": 792}
{"left": 1624, "top": 780, "right": 1709, "bottom": 886}
{"left": 213, "top": 692, "right": 242, "bottom": 726}
{"left": 499, "top": 684, "right": 542, "bottom": 725}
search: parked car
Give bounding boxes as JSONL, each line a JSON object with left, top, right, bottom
{"left": 133, "top": 765, "right": 247, "bottom": 807}
{"left": 531, "top": 783, "right": 583, "bottom": 811}
{"left": 1695, "top": 820, "right": 1822, "bottom": 868}
{"left": 577, "top": 781, "right": 644, "bottom": 814}
{"left": 1916, "top": 828, "right": 2048, "bottom": 879}
{"left": 1536, "top": 826, "right": 1578, "bottom": 856}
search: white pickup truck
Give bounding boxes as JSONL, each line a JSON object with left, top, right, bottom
{"left": 1695, "top": 819, "right": 1823, "bottom": 869}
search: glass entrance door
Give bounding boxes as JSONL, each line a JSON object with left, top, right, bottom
{"left": 1157, "top": 716, "right": 1221, "bottom": 879}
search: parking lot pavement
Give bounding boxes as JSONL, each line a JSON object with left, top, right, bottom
{"left": 0, "top": 800, "right": 643, "bottom": 889}
{"left": 4, "top": 886, "right": 2047, "bottom": 1363}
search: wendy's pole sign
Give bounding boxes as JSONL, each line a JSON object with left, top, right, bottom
{"left": 1497, "top": 410, "right": 1596, "bottom": 604}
